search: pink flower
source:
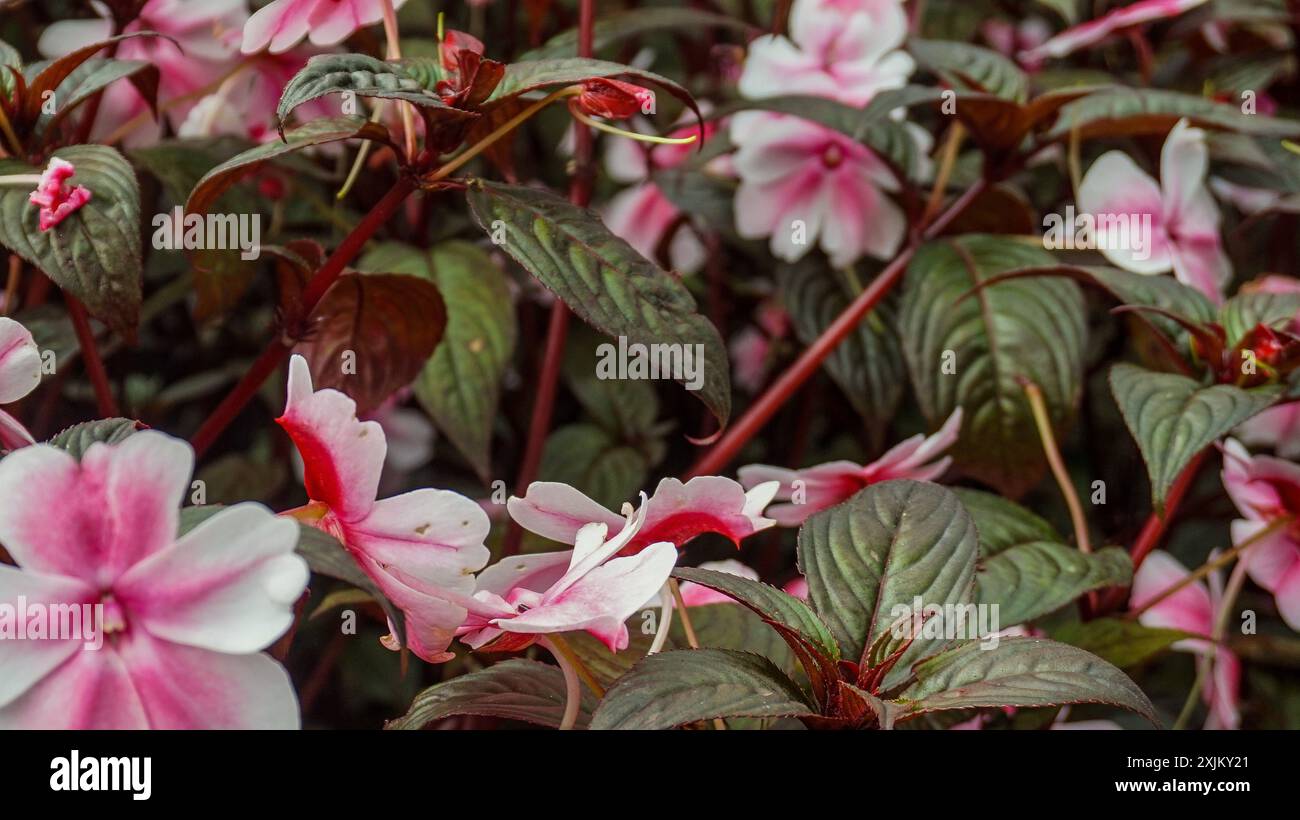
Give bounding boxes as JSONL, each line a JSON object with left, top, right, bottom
{"left": 242, "top": 0, "right": 409, "bottom": 54}
{"left": 506, "top": 475, "right": 779, "bottom": 555}
{"left": 600, "top": 118, "right": 720, "bottom": 274}
{"left": 981, "top": 17, "right": 1052, "bottom": 71}
{"left": 0, "top": 318, "right": 43, "bottom": 450}
{"left": 739, "top": 0, "right": 913, "bottom": 108}
{"left": 38, "top": 0, "right": 249, "bottom": 146}
{"left": 458, "top": 503, "right": 677, "bottom": 652}
{"left": 1019, "top": 0, "right": 1210, "bottom": 64}
{"left": 0, "top": 431, "right": 307, "bottom": 728}
{"left": 1221, "top": 439, "right": 1300, "bottom": 631}
{"left": 179, "top": 47, "right": 338, "bottom": 143}
{"left": 738, "top": 408, "right": 962, "bottom": 525}
{"left": 28, "top": 158, "right": 92, "bottom": 232}
{"left": 1130, "top": 550, "right": 1240, "bottom": 729}
{"left": 731, "top": 0, "right": 915, "bottom": 266}
{"left": 1077, "top": 118, "right": 1231, "bottom": 303}
{"left": 277, "top": 355, "right": 489, "bottom": 663}
{"left": 731, "top": 114, "right": 906, "bottom": 266}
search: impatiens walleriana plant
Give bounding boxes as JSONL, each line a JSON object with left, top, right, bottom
{"left": 6, "top": 0, "right": 1300, "bottom": 733}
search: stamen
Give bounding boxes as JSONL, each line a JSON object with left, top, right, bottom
{"left": 567, "top": 103, "right": 699, "bottom": 146}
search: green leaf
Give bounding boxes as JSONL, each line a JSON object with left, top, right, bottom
{"left": 797, "top": 480, "right": 978, "bottom": 675}
{"left": 357, "top": 241, "right": 516, "bottom": 480}
{"left": 899, "top": 237, "right": 1087, "bottom": 497}
{"left": 777, "top": 258, "right": 904, "bottom": 448}
{"left": 589, "top": 649, "right": 815, "bottom": 730}
{"left": 563, "top": 629, "right": 660, "bottom": 689}
{"left": 669, "top": 603, "right": 797, "bottom": 679}
{"left": 1053, "top": 617, "right": 1192, "bottom": 668}
{"left": 910, "top": 39, "right": 1028, "bottom": 103}
{"left": 952, "top": 487, "right": 1062, "bottom": 556}
{"left": 671, "top": 567, "right": 839, "bottom": 662}
{"left": 0, "top": 39, "right": 20, "bottom": 96}
{"left": 186, "top": 117, "right": 392, "bottom": 218}
{"left": 38, "top": 58, "right": 160, "bottom": 139}
{"left": 1109, "top": 363, "right": 1281, "bottom": 507}
{"left": 293, "top": 271, "right": 447, "bottom": 414}
{"left": 539, "top": 424, "right": 648, "bottom": 510}
{"left": 486, "top": 57, "right": 700, "bottom": 124}
{"left": 276, "top": 53, "right": 472, "bottom": 137}
{"left": 22, "top": 33, "right": 166, "bottom": 126}
{"left": 976, "top": 543, "right": 1132, "bottom": 627}
{"left": 1220, "top": 290, "right": 1300, "bottom": 348}
{"left": 897, "top": 637, "right": 1156, "bottom": 723}
{"left": 520, "top": 7, "right": 753, "bottom": 60}
{"left": 47, "top": 418, "right": 142, "bottom": 457}
{"left": 561, "top": 326, "right": 663, "bottom": 440}
{"left": 1048, "top": 88, "right": 1300, "bottom": 141}
{"left": 467, "top": 179, "right": 730, "bottom": 427}
{"left": 387, "top": 658, "right": 596, "bottom": 729}
{"left": 0, "top": 145, "right": 142, "bottom": 332}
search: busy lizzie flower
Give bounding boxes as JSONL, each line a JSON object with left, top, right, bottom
{"left": 28, "top": 158, "right": 92, "bottom": 232}
{"left": 277, "top": 355, "right": 490, "bottom": 663}
{"left": 242, "top": 0, "right": 409, "bottom": 54}
{"left": 1221, "top": 439, "right": 1300, "bottom": 632}
{"left": 738, "top": 408, "right": 962, "bottom": 525}
{"left": 507, "top": 475, "right": 779, "bottom": 555}
{"left": 0, "top": 318, "right": 44, "bottom": 451}
{"left": 1077, "top": 118, "right": 1231, "bottom": 303}
{"left": 458, "top": 501, "right": 676, "bottom": 652}
{"left": 0, "top": 431, "right": 307, "bottom": 728}
{"left": 1130, "top": 550, "right": 1240, "bottom": 729}
{"left": 1018, "top": 0, "right": 1209, "bottom": 64}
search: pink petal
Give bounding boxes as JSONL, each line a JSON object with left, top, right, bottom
{"left": 1204, "top": 646, "right": 1240, "bottom": 730}
{"left": 0, "top": 564, "right": 95, "bottom": 709}
{"left": 115, "top": 631, "right": 300, "bottom": 728}
{"left": 1077, "top": 151, "right": 1174, "bottom": 275}
{"left": 1019, "top": 0, "right": 1209, "bottom": 63}
{"left": 1236, "top": 403, "right": 1300, "bottom": 459}
{"left": 619, "top": 476, "right": 778, "bottom": 554}
{"left": 0, "top": 432, "right": 190, "bottom": 586}
{"left": 241, "top": 0, "right": 316, "bottom": 54}
{"left": 473, "top": 551, "right": 572, "bottom": 600}
{"left": 0, "top": 318, "right": 42, "bottom": 403}
{"left": 344, "top": 488, "right": 490, "bottom": 593}
{"left": 308, "top": 0, "right": 407, "bottom": 46}
{"left": 1131, "top": 550, "right": 1214, "bottom": 641}
{"left": 115, "top": 503, "right": 307, "bottom": 654}
{"left": 0, "top": 644, "right": 148, "bottom": 729}
{"left": 506, "top": 481, "right": 625, "bottom": 546}
{"left": 500, "top": 542, "right": 678, "bottom": 651}
{"left": 0, "top": 409, "right": 35, "bottom": 451}
{"left": 784, "top": 576, "right": 809, "bottom": 599}
{"left": 278, "top": 354, "right": 386, "bottom": 522}
{"left": 1272, "top": 560, "right": 1300, "bottom": 632}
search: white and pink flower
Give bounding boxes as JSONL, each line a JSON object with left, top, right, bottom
{"left": 1019, "top": 0, "right": 1210, "bottom": 64}
{"left": 1077, "top": 118, "right": 1231, "bottom": 303}
{"left": 1221, "top": 439, "right": 1300, "bottom": 632}
{"left": 458, "top": 501, "right": 677, "bottom": 652}
{"left": 1130, "top": 550, "right": 1240, "bottom": 729}
{"left": 242, "top": 0, "right": 409, "bottom": 54}
{"left": 738, "top": 407, "right": 962, "bottom": 525}
{"left": 0, "top": 318, "right": 43, "bottom": 450}
{"left": 0, "top": 431, "right": 307, "bottom": 728}
{"left": 277, "top": 355, "right": 489, "bottom": 663}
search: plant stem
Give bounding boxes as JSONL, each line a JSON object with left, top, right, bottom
{"left": 1174, "top": 554, "right": 1250, "bottom": 730}
{"left": 191, "top": 175, "right": 417, "bottom": 456}
{"left": 3, "top": 255, "right": 20, "bottom": 314}
{"left": 66, "top": 295, "right": 118, "bottom": 417}
{"left": 546, "top": 632, "right": 605, "bottom": 698}
{"left": 686, "top": 179, "right": 988, "bottom": 478}
{"left": 1128, "top": 515, "right": 1292, "bottom": 620}
{"left": 502, "top": 0, "right": 596, "bottom": 555}
{"left": 379, "top": 0, "right": 417, "bottom": 163}
{"left": 540, "top": 636, "right": 582, "bottom": 730}
{"left": 1020, "top": 378, "right": 1091, "bottom": 554}
{"left": 669, "top": 578, "right": 701, "bottom": 647}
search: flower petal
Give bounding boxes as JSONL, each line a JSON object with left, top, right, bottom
{"left": 1131, "top": 550, "right": 1214, "bottom": 641}
{"left": 0, "top": 564, "right": 95, "bottom": 709}
{"left": 0, "top": 645, "right": 148, "bottom": 729}
{"left": 0, "top": 318, "right": 42, "bottom": 403}
{"left": 506, "top": 481, "right": 625, "bottom": 546}
{"left": 115, "top": 502, "right": 307, "bottom": 653}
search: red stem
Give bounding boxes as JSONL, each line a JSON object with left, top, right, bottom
{"left": 502, "top": 0, "right": 596, "bottom": 555}
{"left": 191, "top": 175, "right": 417, "bottom": 456}
{"left": 685, "top": 179, "right": 988, "bottom": 479}
{"left": 67, "top": 296, "right": 118, "bottom": 418}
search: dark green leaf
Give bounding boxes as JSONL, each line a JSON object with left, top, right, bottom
{"left": 910, "top": 39, "right": 1028, "bottom": 103}
{"left": 589, "top": 649, "right": 815, "bottom": 730}
{"left": 976, "top": 543, "right": 1132, "bottom": 627}
{"left": 39, "top": 59, "right": 160, "bottom": 139}
{"left": 47, "top": 418, "right": 142, "bottom": 457}
{"left": 387, "top": 658, "right": 596, "bottom": 729}
{"left": 1109, "top": 363, "right": 1281, "bottom": 507}
{"left": 467, "top": 179, "right": 730, "bottom": 427}
{"left": 1047, "top": 88, "right": 1300, "bottom": 141}
{"left": 1053, "top": 617, "right": 1192, "bottom": 668}
{"left": 952, "top": 487, "right": 1062, "bottom": 556}
{"left": 1220, "top": 290, "right": 1300, "bottom": 348}
{"left": 521, "top": 7, "right": 753, "bottom": 60}
{"left": 797, "top": 480, "right": 978, "bottom": 676}
{"left": 899, "top": 237, "right": 1087, "bottom": 497}
{"left": 487, "top": 57, "right": 700, "bottom": 126}
{"left": 897, "top": 637, "right": 1156, "bottom": 723}
{"left": 539, "top": 424, "right": 648, "bottom": 510}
